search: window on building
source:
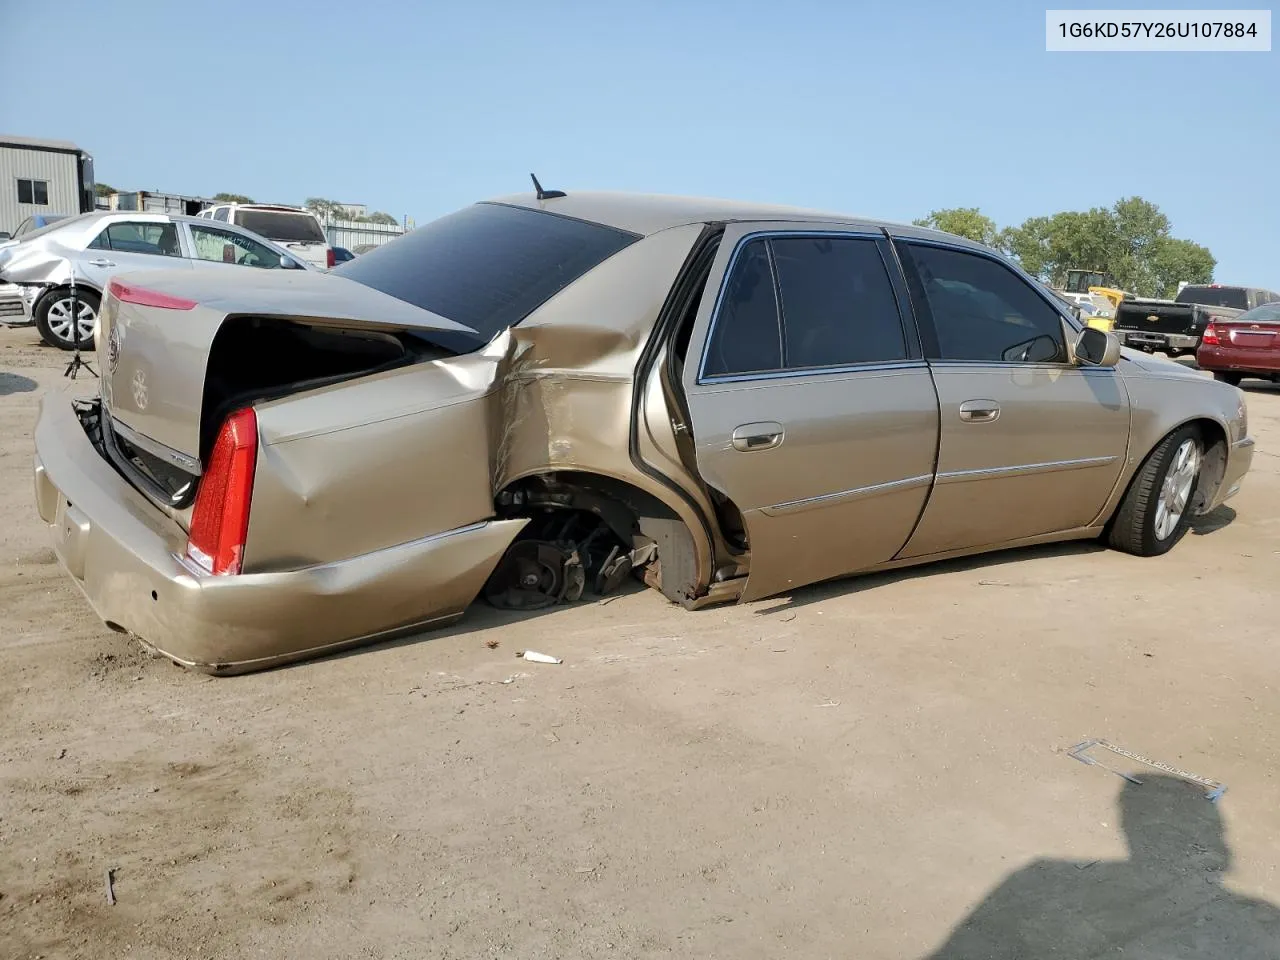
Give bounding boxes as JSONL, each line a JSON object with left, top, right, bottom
{"left": 17, "top": 179, "right": 50, "bottom": 206}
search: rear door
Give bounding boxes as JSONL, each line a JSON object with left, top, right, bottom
{"left": 81, "top": 218, "right": 192, "bottom": 290}
{"left": 681, "top": 223, "right": 940, "bottom": 602}
{"left": 891, "top": 238, "right": 1131, "bottom": 559}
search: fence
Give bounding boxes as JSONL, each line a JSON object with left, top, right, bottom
{"left": 322, "top": 217, "right": 407, "bottom": 253}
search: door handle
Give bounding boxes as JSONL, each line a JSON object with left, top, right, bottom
{"left": 87, "top": 258, "right": 115, "bottom": 267}
{"left": 959, "top": 400, "right": 1001, "bottom": 423}
{"left": 731, "top": 422, "right": 784, "bottom": 452}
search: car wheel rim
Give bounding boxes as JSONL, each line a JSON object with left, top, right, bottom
{"left": 1153, "top": 439, "right": 1200, "bottom": 541}
{"left": 46, "top": 297, "right": 97, "bottom": 344}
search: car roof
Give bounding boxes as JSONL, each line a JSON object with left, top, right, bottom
{"left": 221, "top": 203, "right": 315, "bottom": 214}
{"left": 484, "top": 190, "right": 987, "bottom": 250}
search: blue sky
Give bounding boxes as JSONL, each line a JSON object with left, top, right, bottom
{"left": 5, "top": 0, "right": 1277, "bottom": 283}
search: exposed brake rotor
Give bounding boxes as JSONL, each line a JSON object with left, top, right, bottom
{"left": 484, "top": 541, "right": 585, "bottom": 610}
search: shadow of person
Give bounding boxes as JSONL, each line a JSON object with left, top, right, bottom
{"left": 924, "top": 776, "right": 1280, "bottom": 958}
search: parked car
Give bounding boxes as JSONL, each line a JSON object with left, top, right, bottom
{"left": 32, "top": 191, "right": 1254, "bottom": 675}
{"left": 0, "top": 282, "right": 23, "bottom": 321}
{"left": 0, "top": 211, "right": 313, "bottom": 349}
{"left": 1196, "top": 302, "right": 1280, "bottom": 385}
{"left": 332, "top": 246, "right": 356, "bottom": 264}
{"left": 197, "top": 203, "right": 334, "bottom": 270}
{"left": 1113, "top": 284, "right": 1280, "bottom": 357}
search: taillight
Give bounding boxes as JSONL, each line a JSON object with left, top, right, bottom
{"left": 185, "top": 408, "right": 258, "bottom": 576}
{"left": 1201, "top": 323, "right": 1220, "bottom": 346}
{"left": 326, "top": 248, "right": 336, "bottom": 269}
{"left": 107, "top": 278, "right": 197, "bottom": 311}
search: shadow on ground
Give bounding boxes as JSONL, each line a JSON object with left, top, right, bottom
{"left": 0, "top": 371, "right": 38, "bottom": 396}
{"left": 923, "top": 775, "right": 1280, "bottom": 958}
{"left": 752, "top": 540, "right": 1106, "bottom": 617}
{"left": 1190, "top": 505, "right": 1237, "bottom": 536}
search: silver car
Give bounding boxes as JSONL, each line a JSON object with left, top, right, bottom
{"left": 0, "top": 211, "right": 313, "bottom": 349}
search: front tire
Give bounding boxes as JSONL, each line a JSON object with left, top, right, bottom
{"left": 1213, "top": 371, "right": 1243, "bottom": 386}
{"left": 1107, "top": 426, "right": 1203, "bottom": 557}
{"left": 35, "top": 288, "right": 100, "bottom": 351}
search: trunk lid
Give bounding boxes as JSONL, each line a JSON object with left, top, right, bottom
{"left": 98, "top": 268, "right": 476, "bottom": 478}
{"left": 1212, "top": 319, "right": 1280, "bottom": 351}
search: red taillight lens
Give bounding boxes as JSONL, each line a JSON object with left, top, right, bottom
{"left": 107, "top": 278, "right": 197, "bottom": 311}
{"left": 1201, "top": 323, "right": 1219, "bottom": 346}
{"left": 326, "top": 248, "right": 336, "bottom": 269}
{"left": 185, "top": 408, "right": 257, "bottom": 576}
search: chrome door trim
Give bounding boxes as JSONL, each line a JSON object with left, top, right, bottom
{"left": 763, "top": 473, "right": 934, "bottom": 517}
{"left": 700, "top": 359, "right": 929, "bottom": 386}
{"left": 936, "top": 455, "right": 1117, "bottom": 485}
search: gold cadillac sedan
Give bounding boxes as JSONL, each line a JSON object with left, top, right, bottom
{"left": 33, "top": 190, "right": 1254, "bottom": 674}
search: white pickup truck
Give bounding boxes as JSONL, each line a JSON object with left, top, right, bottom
{"left": 197, "top": 203, "right": 333, "bottom": 270}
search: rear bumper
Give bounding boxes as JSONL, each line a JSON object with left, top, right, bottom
{"left": 1117, "top": 329, "right": 1199, "bottom": 352}
{"left": 34, "top": 395, "right": 524, "bottom": 675}
{"left": 1197, "top": 344, "right": 1280, "bottom": 375}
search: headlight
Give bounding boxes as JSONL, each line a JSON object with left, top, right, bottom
{"left": 1232, "top": 397, "right": 1247, "bottom": 443}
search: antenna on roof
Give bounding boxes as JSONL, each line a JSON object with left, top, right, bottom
{"left": 530, "top": 173, "right": 566, "bottom": 201}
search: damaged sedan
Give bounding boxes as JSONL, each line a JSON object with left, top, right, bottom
{"left": 33, "top": 189, "right": 1254, "bottom": 674}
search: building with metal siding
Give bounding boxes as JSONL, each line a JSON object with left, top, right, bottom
{"left": 0, "top": 135, "right": 95, "bottom": 235}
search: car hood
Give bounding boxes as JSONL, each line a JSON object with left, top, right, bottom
{"left": 1117, "top": 348, "right": 1206, "bottom": 382}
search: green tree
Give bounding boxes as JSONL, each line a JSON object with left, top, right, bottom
{"left": 912, "top": 207, "right": 999, "bottom": 246}
{"left": 94, "top": 182, "right": 118, "bottom": 198}
{"left": 213, "top": 192, "right": 253, "bottom": 203}
{"left": 305, "top": 197, "right": 347, "bottom": 222}
{"left": 1149, "top": 237, "right": 1215, "bottom": 298}
{"left": 366, "top": 211, "right": 398, "bottom": 225}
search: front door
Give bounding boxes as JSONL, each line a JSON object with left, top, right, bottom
{"left": 183, "top": 221, "right": 291, "bottom": 272}
{"left": 892, "top": 238, "right": 1131, "bottom": 559}
{"left": 81, "top": 218, "right": 191, "bottom": 290}
{"left": 681, "top": 223, "right": 940, "bottom": 602}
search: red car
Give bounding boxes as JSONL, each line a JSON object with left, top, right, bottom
{"left": 1196, "top": 302, "right": 1280, "bottom": 386}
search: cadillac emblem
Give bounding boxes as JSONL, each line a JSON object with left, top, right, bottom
{"left": 106, "top": 325, "right": 120, "bottom": 373}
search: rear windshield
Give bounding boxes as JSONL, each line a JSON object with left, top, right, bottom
{"left": 1237, "top": 303, "right": 1280, "bottom": 323}
{"left": 333, "top": 202, "right": 641, "bottom": 352}
{"left": 1176, "top": 286, "right": 1248, "bottom": 309}
{"left": 236, "top": 210, "right": 326, "bottom": 244}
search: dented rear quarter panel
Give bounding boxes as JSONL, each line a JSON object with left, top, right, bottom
{"left": 241, "top": 223, "right": 724, "bottom": 588}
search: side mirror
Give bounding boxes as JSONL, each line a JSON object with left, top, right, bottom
{"left": 1074, "top": 327, "right": 1122, "bottom": 367}
{"left": 280, "top": 256, "right": 299, "bottom": 270}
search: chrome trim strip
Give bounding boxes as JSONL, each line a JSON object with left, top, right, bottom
{"left": 763, "top": 473, "right": 933, "bottom": 516}
{"left": 696, "top": 228, "right": 907, "bottom": 385}
{"left": 110, "top": 417, "right": 202, "bottom": 475}
{"left": 701, "top": 359, "right": 929, "bottom": 385}
{"left": 1233, "top": 437, "right": 1256, "bottom": 449}
{"left": 936, "top": 455, "right": 1117, "bottom": 484}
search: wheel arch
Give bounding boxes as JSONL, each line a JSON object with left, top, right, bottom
{"left": 1107, "top": 415, "right": 1228, "bottom": 530}
{"left": 494, "top": 467, "right": 711, "bottom": 604}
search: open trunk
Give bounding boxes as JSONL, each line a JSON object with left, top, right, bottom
{"left": 96, "top": 270, "right": 475, "bottom": 511}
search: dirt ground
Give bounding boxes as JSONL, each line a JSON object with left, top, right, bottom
{"left": 2, "top": 323, "right": 1279, "bottom": 959}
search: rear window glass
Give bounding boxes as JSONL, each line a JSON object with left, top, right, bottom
{"left": 1238, "top": 303, "right": 1280, "bottom": 323}
{"left": 333, "top": 203, "right": 640, "bottom": 352}
{"left": 1176, "top": 286, "right": 1248, "bottom": 309}
{"left": 236, "top": 210, "right": 326, "bottom": 243}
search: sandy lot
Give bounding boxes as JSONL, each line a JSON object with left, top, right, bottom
{"left": 2, "top": 324, "right": 1278, "bottom": 958}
